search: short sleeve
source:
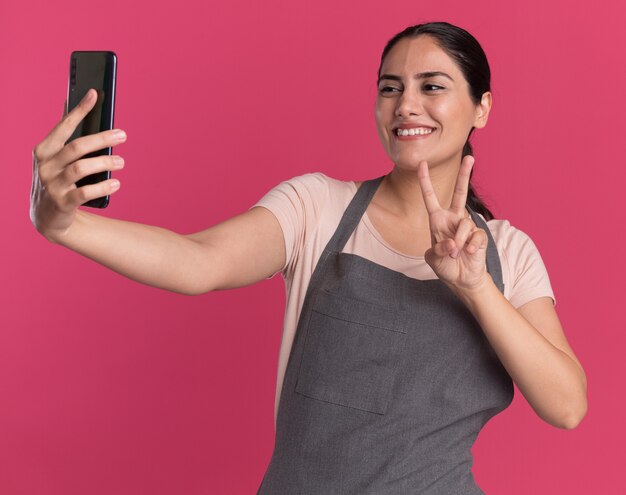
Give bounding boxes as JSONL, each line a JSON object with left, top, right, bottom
{"left": 249, "top": 173, "right": 330, "bottom": 278}
{"left": 490, "top": 220, "right": 556, "bottom": 308}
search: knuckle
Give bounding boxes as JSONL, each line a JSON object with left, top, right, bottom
{"left": 67, "top": 139, "right": 83, "bottom": 156}
{"left": 71, "top": 160, "right": 87, "bottom": 178}
{"left": 76, "top": 186, "right": 90, "bottom": 202}
{"left": 38, "top": 165, "right": 52, "bottom": 185}
{"left": 474, "top": 228, "right": 487, "bottom": 241}
{"left": 33, "top": 144, "right": 45, "bottom": 162}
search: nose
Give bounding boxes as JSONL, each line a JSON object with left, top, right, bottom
{"left": 395, "top": 88, "right": 424, "bottom": 118}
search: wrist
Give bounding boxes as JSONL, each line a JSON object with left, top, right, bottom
{"left": 47, "top": 210, "right": 88, "bottom": 247}
{"left": 449, "top": 273, "right": 497, "bottom": 309}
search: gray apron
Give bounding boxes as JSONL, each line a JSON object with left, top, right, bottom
{"left": 257, "top": 176, "right": 514, "bottom": 494}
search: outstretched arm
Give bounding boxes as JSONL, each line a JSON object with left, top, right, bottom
{"left": 31, "top": 89, "right": 286, "bottom": 295}
{"left": 49, "top": 207, "right": 285, "bottom": 295}
{"left": 417, "top": 156, "right": 587, "bottom": 429}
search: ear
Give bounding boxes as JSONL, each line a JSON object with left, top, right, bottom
{"left": 473, "top": 91, "right": 492, "bottom": 129}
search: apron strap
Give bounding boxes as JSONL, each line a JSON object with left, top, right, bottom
{"left": 324, "top": 176, "right": 385, "bottom": 254}
{"left": 468, "top": 208, "right": 505, "bottom": 294}
{"left": 300, "top": 176, "right": 385, "bottom": 304}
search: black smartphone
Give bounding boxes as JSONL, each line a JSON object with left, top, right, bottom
{"left": 66, "top": 51, "right": 117, "bottom": 208}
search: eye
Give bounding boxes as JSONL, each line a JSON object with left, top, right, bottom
{"left": 423, "top": 84, "right": 444, "bottom": 92}
{"left": 378, "top": 85, "right": 402, "bottom": 95}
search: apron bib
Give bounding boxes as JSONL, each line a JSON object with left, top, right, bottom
{"left": 257, "top": 176, "right": 513, "bottom": 494}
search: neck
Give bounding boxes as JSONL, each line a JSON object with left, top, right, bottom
{"left": 380, "top": 158, "right": 464, "bottom": 225}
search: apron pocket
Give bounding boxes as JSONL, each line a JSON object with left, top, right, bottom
{"left": 295, "top": 289, "right": 408, "bottom": 415}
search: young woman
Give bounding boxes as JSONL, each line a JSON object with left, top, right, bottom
{"left": 31, "top": 22, "right": 587, "bottom": 494}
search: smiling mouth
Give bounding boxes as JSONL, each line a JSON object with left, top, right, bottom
{"left": 394, "top": 127, "right": 435, "bottom": 137}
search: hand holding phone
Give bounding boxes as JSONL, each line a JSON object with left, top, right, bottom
{"left": 31, "top": 85, "right": 126, "bottom": 243}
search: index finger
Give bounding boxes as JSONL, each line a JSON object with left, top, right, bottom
{"left": 449, "top": 155, "right": 475, "bottom": 215}
{"left": 35, "top": 89, "right": 97, "bottom": 161}
{"left": 417, "top": 160, "right": 442, "bottom": 213}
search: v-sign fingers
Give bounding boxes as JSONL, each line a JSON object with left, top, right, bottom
{"left": 449, "top": 155, "right": 474, "bottom": 215}
{"left": 417, "top": 160, "right": 442, "bottom": 214}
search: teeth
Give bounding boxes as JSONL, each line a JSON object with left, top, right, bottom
{"left": 396, "top": 127, "right": 434, "bottom": 136}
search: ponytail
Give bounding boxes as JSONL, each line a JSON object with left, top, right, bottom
{"left": 462, "top": 137, "right": 494, "bottom": 221}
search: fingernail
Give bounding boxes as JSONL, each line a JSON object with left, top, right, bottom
{"left": 110, "top": 179, "right": 120, "bottom": 190}
{"left": 113, "top": 129, "right": 127, "bottom": 141}
{"left": 113, "top": 156, "right": 124, "bottom": 167}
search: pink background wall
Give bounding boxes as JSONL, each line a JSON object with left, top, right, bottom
{"left": 2, "top": 0, "right": 623, "bottom": 493}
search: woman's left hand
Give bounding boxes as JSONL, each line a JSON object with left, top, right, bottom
{"left": 417, "top": 155, "right": 490, "bottom": 292}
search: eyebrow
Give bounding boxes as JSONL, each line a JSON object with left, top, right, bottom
{"left": 378, "top": 71, "right": 454, "bottom": 84}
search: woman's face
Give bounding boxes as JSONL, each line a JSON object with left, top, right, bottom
{"left": 375, "top": 35, "right": 490, "bottom": 171}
